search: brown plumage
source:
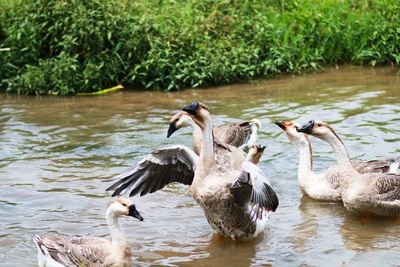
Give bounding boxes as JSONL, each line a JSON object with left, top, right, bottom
{"left": 213, "top": 119, "right": 261, "bottom": 150}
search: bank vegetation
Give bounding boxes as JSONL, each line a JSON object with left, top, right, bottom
{"left": 0, "top": 0, "right": 399, "bottom": 95}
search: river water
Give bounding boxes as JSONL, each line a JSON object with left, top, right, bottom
{"left": 1, "top": 66, "right": 399, "bottom": 266}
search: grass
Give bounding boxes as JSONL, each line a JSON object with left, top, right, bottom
{"left": 0, "top": 0, "right": 399, "bottom": 95}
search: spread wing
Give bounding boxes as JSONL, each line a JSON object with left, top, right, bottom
{"left": 230, "top": 161, "right": 279, "bottom": 219}
{"left": 34, "top": 234, "right": 110, "bottom": 266}
{"left": 105, "top": 145, "right": 198, "bottom": 197}
{"left": 213, "top": 121, "right": 254, "bottom": 147}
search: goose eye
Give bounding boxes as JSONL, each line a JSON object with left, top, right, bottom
{"left": 317, "top": 123, "right": 322, "bottom": 127}
{"left": 122, "top": 203, "right": 126, "bottom": 207}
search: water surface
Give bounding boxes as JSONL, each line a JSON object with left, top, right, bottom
{"left": 1, "top": 66, "right": 400, "bottom": 266}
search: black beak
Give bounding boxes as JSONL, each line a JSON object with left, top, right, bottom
{"left": 257, "top": 145, "right": 266, "bottom": 153}
{"left": 182, "top": 101, "right": 199, "bottom": 115}
{"left": 167, "top": 122, "right": 177, "bottom": 138}
{"left": 274, "top": 120, "right": 287, "bottom": 131}
{"left": 296, "top": 120, "right": 315, "bottom": 134}
{"left": 129, "top": 205, "right": 143, "bottom": 221}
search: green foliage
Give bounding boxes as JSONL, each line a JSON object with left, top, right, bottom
{"left": 0, "top": 0, "right": 399, "bottom": 95}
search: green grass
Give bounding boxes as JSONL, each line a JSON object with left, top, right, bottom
{"left": 0, "top": 0, "right": 399, "bottom": 95}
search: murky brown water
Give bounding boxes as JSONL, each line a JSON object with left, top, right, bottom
{"left": 1, "top": 66, "right": 400, "bottom": 266}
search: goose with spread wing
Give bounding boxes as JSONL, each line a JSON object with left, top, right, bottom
{"left": 275, "top": 120, "right": 399, "bottom": 202}
{"left": 167, "top": 111, "right": 260, "bottom": 154}
{"left": 34, "top": 198, "right": 143, "bottom": 267}
{"left": 297, "top": 120, "right": 400, "bottom": 216}
{"left": 106, "top": 102, "right": 278, "bottom": 239}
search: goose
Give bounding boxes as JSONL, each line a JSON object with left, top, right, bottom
{"left": 297, "top": 120, "right": 400, "bottom": 216}
{"left": 105, "top": 102, "right": 278, "bottom": 240}
{"left": 275, "top": 120, "right": 343, "bottom": 201}
{"left": 167, "top": 111, "right": 260, "bottom": 154}
{"left": 247, "top": 143, "right": 266, "bottom": 164}
{"left": 274, "top": 120, "right": 399, "bottom": 201}
{"left": 34, "top": 198, "right": 143, "bottom": 267}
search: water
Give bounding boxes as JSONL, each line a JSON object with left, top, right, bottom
{"left": 1, "top": 66, "right": 400, "bottom": 266}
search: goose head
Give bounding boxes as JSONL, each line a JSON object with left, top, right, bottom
{"left": 167, "top": 111, "right": 195, "bottom": 138}
{"left": 107, "top": 198, "right": 143, "bottom": 221}
{"left": 296, "top": 120, "right": 337, "bottom": 142}
{"left": 247, "top": 143, "right": 266, "bottom": 164}
{"left": 275, "top": 120, "right": 310, "bottom": 148}
{"left": 182, "top": 101, "right": 211, "bottom": 130}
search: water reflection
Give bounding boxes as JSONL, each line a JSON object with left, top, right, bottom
{"left": 1, "top": 66, "right": 400, "bottom": 266}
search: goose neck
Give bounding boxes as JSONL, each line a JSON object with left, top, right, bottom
{"left": 106, "top": 210, "right": 129, "bottom": 250}
{"left": 295, "top": 138, "right": 314, "bottom": 179}
{"left": 190, "top": 121, "right": 203, "bottom": 155}
{"left": 323, "top": 130, "right": 352, "bottom": 169}
{"left": 198, "top": 119, "right": 215, "bottom": 174}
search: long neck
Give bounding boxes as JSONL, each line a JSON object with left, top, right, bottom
{"left": 295, "top": 138, "right": 314, "bottom": 180}
{"left": 190, "top": 120, "right": 203, "bottom": 155}
{"left": 322, "top": 129, "right": 353, "bottom": 169}
{"left": 246, "top": 150, "right": 261, "bottom": 165}
{"left": 197, "top": 118, "right": 215, "bottom": 176}
{"left": 106, "top": 210, "right": 129, "bottom": 250}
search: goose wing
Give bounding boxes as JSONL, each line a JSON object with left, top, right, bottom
{"left": 34, "top": 234, "right": 110, "bottom": 266}
{"left": 370, "top": 173, "right": 400, "bottom": 201}
{"left": 105, "top": 145, "right": 198, "bottom": 197}
{"left": 349, "top": 156, "right": 400, "bottom": 175}
{"left": 230, "top": 161, "right": 279, "bottom": 215}
{"left": 213, "top": 121, "right": 254, "bottom": 147}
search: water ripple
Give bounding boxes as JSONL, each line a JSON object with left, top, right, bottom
{"left": 1, "top": 66, "right": 400, "bottom": 266}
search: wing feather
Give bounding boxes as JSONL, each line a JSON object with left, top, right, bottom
{"left": 34, "top": 234, "right": 110, "bottom": 266}
{"left": 214, "top": 121, "right": 253, "bottom": 147}
{"left": 370, "top": 173, "right": 400, "bottom": 201}
{"left": 351, "top": 156, "right": 400, "bottom": 174}
{"left": 105, "top": 145, "right": 198, "bottom": 197}
{"left": 230, "top": 161, "right": 279, "bottom": 214}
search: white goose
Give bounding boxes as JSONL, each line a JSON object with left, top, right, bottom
{"left": 106, "top": 102, "right": 278, "bottom": 240}
{"left": 275, "top": 120, "right": 399, "bottom": 201}
{"left": 297, "top": 120, "right": 400, "bottom": 216}
{"left": 167, "top": 110, "right": 260, "bottom": 154}
{"left": 275, "top": 120, "right": 342, "bottom": 201}
{"left": 34, "top": 198, "right": 143, "bottom": 267}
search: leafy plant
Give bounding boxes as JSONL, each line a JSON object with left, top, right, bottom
{"left": 0, "top": 0, "right": 399, "bottom": 95}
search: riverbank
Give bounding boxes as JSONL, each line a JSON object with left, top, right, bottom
{"left": 0, "top": 0, "right": 399, "bottom": 95}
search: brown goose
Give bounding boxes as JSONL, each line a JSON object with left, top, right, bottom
{"left": 167, "top": 111, "right": 260, "bottom": 154}
{"left": 275, "top": 120, "right": 399, "bottom": 201}
{"left": 106, "top": 102, "right": 278, "bottom": 240}
{"left": 34, "top": 198, "right": 143, "bottom": 267}
{"left": 297, "top": 120, "right": 400, "bottom": 216}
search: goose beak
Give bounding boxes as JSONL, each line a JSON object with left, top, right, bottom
{"left": 274, "top": 120, "right": 287, "bottom": 131}
{"left": 167, "top": 122, "right": 177, "bottom": 138}
{"left": 182, "top": 101, "right": 199, "bottom": 115}
{"left": 257, "top": 145, "right": 266, "bottom": 153}
{"left": 296, "top": 120, "right": 315, "bottom": 134}
{"left": 129, "top": 205, "right": 143, "bottom": 221}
